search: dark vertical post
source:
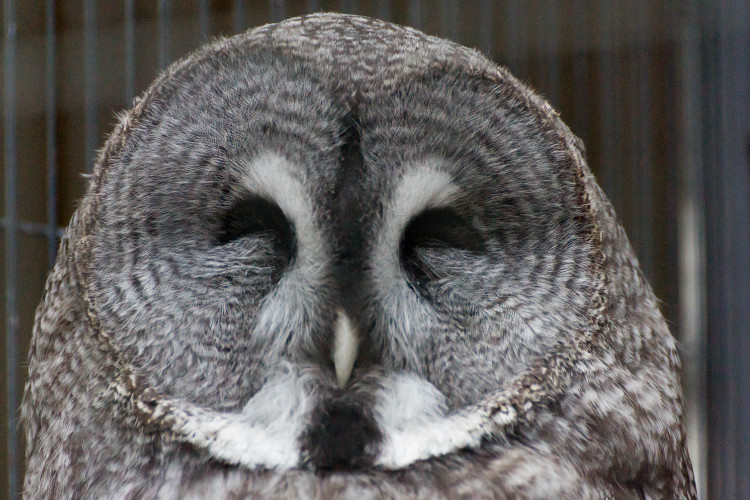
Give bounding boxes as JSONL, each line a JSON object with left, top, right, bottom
{"left": 233, "top": 0, "right": 246, "bottom": 33}
{"left": 124, "top": 0, "right": 135, "bottom": 103}
{"left": 703, "top": 0, "right": 750, "bottom": 497}
{"left": 3, "top": 0, "right": 19, "bottom": 496}
{"left": 631, "top": 0, "right": 653, "bottom": 277}
{"left": 46, "top": 0, "right": 58, "bottom": 267}
{"left": 439, "top": 0, "right": 459, "bottom": 41}
{"left": 677, "top": 1, "right": 707, "bottom": 496}
{"left": 376, "top": 0, "right": 391, "bottom": 21}
{"left": 596, "top": 1, "right": 621, "bottom": 213}
{"left": 407, "top": 0, "right": 422, "bottom": 29}
{"left": 341, "top": 0, "right": 360, "bottom": 14}
{"left": 158, "top": 0, "right": 170, "bottom": 71}
{"left": 479, "top": 0, "right": 493, "bottom": 57}
{"left": 538, "top": 0, "right": 560, "bottom": 108}
{"left": 504, "top": 1, "right": 528, "bottom": 78}
{"left": 307, "top": 0, "right": 321, "bottom": 13}
{"left": 199, "top": 0, "right": 210, "bottom": 40}
{"left": 270, "top": 0, "right": 285, "bottom": 22}
{"left": 571, "top": 0, "right": 589, "bottom": 141}
{"left": 84, "top": 0, "right": 97, "bottom": 174}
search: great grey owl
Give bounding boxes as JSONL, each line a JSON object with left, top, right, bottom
{"left": 22, "top": 13, "right": 695, "bottom": 499}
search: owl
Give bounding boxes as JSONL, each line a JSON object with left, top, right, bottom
{"left": 22, "top": 13, "right": 695, "bottom": 499}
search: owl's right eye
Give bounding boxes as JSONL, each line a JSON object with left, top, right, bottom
{"left": 217, "top": 194, "right": 296, "bottom": 262}
{"left": 400, "top": 208, "right": 484, "bottom": 254}
{"left": 399, "top": 207, "right": 485, "bottom": 288}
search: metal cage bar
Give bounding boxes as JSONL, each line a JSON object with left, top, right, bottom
{"left": 632, "top": 0, "right": 654, "bottom": 279}
{"left": 596, "top": 1, "right": 621, "bottom": 216}
{"left": 407, "top": 0, "right": 422, "bottom": 29}
{"left": 3, "top": 0, "right": 19, "bottom": 495}
{"left": 308, "top": 0, "right": 321, "bottom": 13}
{"left": 45, "top": 0, "right": 58, "bottom": 267}
{"left": 703, "top": 1, "right": 750, "bottom": 497}
{"left": 439, "top": 0, "right": 459, "bottom": 41}
{"left": 84, "top": 0, "right": 97, "bottom": 174}
{"left": 537, "top": 1, "right": 560, "bottom": 108}
{"left": 233, "top": 0, "right": 246, "bottom": 34}
{"left": 341, "top": 0, "right": 360, "bottom": 14}
{"left": 571, "top": 0, "right": 590, "bottom": 142}
{"left": 125, "top": 0, "right": 135, "bottom": 103}
{"left": 677, "top": 4, "right": 707, "bottom": 497}
{"left": 479, "top": 0, "right": 493, "bottom": 56}
{"left": 270, "top": 0, "right": 286, "bottom": 23}
{"left": 158, "top": 0, "right": 171, "bottom": 71}
{"left": 376, "top": 0, "right": 392, "bottom": 21}
{"left": 199, "top": 0, "right": 210, "bottom": 40}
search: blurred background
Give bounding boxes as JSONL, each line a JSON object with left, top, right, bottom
{"left": 1, "top": 1, "right": 748, "bottom": 498}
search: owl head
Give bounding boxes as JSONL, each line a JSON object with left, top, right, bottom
{"left": 23, "top": 13, "right": 694, "bottom": 497}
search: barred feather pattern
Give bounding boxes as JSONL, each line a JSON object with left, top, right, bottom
{"left": 22, "top": 13, "right": 695, "bottom": 499}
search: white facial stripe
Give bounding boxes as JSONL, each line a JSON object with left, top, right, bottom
{"left": 368, "top": 164, "right": 459, "bottom": 368}
{"left": 145, "top": 365, "right": 312, "bottom": 470}
{"left": 389, "top": 164, "right": 458, "bottom": 249}
{"left": 373, "top": 372, "right": 504, "bottom": 469}
{"left": 372, "top": 163, "right": 457, "bottom": 279}
{"left": 240, "top": 152, "right": 329, "bottom": 354}
{"left": 139, "top": 369, "right": 510, "bottom": 472}
{"left": 376, "top": 412, "right": 486, "bottom": 469}
{"left": 241, "top": 152, "right": 325, "bottom": 267}
{"left": 333, "top": 310, "right": 359, "bottom": 387}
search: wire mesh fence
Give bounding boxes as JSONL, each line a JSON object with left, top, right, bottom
{"left": 2, "top": 1, "right": 748, "bottom": 498}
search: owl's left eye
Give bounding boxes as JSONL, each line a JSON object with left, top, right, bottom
{"left": 217, "top": 194, "right": 296, "bottom": 262}
{"left": 400, "top": 207, "right": 485, "bottom": 256}
{"left": 399, "top": 207, "right": 485, "bottom": 287}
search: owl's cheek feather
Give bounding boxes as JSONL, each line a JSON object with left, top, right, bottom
{"left": 372, "top": 372, "right": 486, "bottom": 469}
{"left": 137, "top": 366, "right": 484, "bottom": 472}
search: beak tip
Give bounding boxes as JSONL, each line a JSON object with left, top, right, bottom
{"left": 333, "top": 310, "right": 359, "bottom": 387}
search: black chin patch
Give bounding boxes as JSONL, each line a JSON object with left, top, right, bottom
{"left": 302, "top": 393, "right": 381, "bottom": 470}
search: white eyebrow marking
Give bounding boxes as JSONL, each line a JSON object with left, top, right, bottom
{"left": 240, "top": 151, "right": 324, "bottom": 266}
{"left": 332, "top": 310, "right": 359, "bottom": 387}
{"left": 372, "top": 162, "right": 459, "bottom": 280}
{"left": 238, "top": 152, "right": 329, "bottom": 354}
{"left": 388, "top": 164, "right": 459, "bottom": 241}
{"left": 369, "top": 163, "right": 460, "bottom": 368}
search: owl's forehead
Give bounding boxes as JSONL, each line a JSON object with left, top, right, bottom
{"left": 208, "top": 58, "right": 550, "bottom": 190}
{"left": 212, "top": 66, "right": 550, "bottom": 221}
{"left": 244, "top": 13, "right": 490, "bottom": 94}
{"left": 106, "top": 15, "right": 575, "bottom": 232}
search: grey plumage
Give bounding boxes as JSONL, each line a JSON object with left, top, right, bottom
{"left": 22, "top": 13, "right": 695, "bottom": 499}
